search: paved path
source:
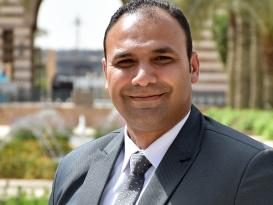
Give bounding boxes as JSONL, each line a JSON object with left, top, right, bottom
{"left": 0, "top": 179, "right": 52, "bottom": 198}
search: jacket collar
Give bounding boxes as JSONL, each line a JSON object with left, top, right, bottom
{"left": 77, "top": 130, "right": 124, "bottom": 205}
{"left": 138, "top": 105, "right": 205, "bottom": 205}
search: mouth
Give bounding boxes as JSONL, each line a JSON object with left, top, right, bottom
{"left": 128, "top": 93, "right": 166, "bottom": 101}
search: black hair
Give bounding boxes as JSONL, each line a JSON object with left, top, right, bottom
{"left": 103, "top": 0, "right": 192, "bottom": 60}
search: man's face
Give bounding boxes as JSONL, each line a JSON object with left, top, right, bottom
{"left": 103, "top": 8, "right": 199, "bottom": 136}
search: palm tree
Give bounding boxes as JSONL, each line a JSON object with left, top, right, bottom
{"left": 121, "top": 0, "right": 129, "bottom": 4}
{"left": 174, "top": 0, "right": 273, "bottom": 109}
{"left": 247, "top": 0, "right": 273, "bottom": 108}
{"left": 249, "top": 21, "right": 264, "bottom": 108}
{"left": 174, "top": 0, "right": 251, "bottom": 108}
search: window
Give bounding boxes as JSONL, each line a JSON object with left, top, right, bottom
{"left": 3, "top": 29, "right": 13, "bottom": 63}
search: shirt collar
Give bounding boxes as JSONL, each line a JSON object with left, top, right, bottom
{"left": 121, "top": 109, "right": 191, "bottom": 172}
{"left": 122, "top": 129, "right": 141, "bottom": 172}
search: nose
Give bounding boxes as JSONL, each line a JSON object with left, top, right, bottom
{"left": 132, "top": 63, "right": 157, "bottom": 87}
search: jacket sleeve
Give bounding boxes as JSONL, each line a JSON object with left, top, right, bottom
{"left": 48, "top": 163, "right": 62, "bottom": 205}
{"left": 235, "top": 149, "right": 273, "bottom": 205}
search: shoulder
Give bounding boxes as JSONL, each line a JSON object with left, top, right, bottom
{"left": 201, "top": 114, "right": 273, "bottom": 203}
{"left": 49, "top": 128, "right": 123, "bottom": 204}
{"left": 203, "top": 115, "right": 271, "bottom": 152}
{"left": 64, "top": 128, "right": 122, "bottom": 159}
{"left": 234, "top": 148, "right": 273, "bottom": 205}
{"left": 200, "top": 114, "right": 273, "bottom": 171}
{"left": 54, "top": 128, "right": 123, "bottom": 184}
{"left": 60, "top": 128, "right": 123, "bottom": 169}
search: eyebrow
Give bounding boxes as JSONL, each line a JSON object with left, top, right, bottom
{"left": 112, "top": 51, "right": 133, "bottom": 59}
{"left": 152, "top": 47, "right": 176, "bottom": 54}
{"left": 112, "top": 46, "right": 176, "bottom": 59}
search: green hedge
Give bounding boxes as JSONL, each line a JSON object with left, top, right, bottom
{"left": 0, "top": 129, "right": 72, "bottom": 179}
{"left": 0, "top": 190, "right": 48, "bottom": 205}
{"left": 205, "top": 108, "right": 273, "bottom": 140}
{"left": 0, "top": 139, "right": 57, "bottom": 179}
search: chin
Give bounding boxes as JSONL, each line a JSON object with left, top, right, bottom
{"left": 127, "top": 114, "right": 167, "bottom": 130}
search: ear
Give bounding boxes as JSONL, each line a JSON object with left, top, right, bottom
{"left": 102, "top": 58, "right": 109, "bottom": 89}
{"left": 190, "top": 51, "right": 200, "bottom": 84}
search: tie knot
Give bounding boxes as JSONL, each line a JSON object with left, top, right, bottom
{"left": 129, "top": 153, "right": 151, "bottom": 176}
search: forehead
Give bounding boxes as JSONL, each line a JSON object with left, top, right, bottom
{"left": 105, "top": 8, "right": 187, "bottom": 56}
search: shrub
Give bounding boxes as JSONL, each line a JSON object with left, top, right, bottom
{"left": 13, "top": 129, "right": 36, "bottom": 141}
{"left": 205, "top": 108, "right": 273, "bottom": 140}
{"left": 262, "top": 124, "right": 273, "bottom": 140}
{"left": 0, "top": 188, "right": 48, "bottom": 205}
{"left": 0, "top": 139, "right": 57, "bottom": 179}
{"left": 233, "top": 110, "right": 257, "bottom": 132}
{"left": 0, "top": 128, "right": 72, "bottom": 179}
{"left": 252, "top": 112, "right": 272, "bottom": 135}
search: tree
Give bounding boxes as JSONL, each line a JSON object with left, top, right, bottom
{"left": 173, "top": 0, "right": 273, "bottom": 109}
{"left": 248, "top": 0, "right": 273, "bottom": 108}
{"left": 121, "top": 0, "right": 129, "bottom": 4}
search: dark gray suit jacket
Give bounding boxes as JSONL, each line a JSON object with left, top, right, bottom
{"left": 49, "top": 106, "right": 273, "bottom": 205}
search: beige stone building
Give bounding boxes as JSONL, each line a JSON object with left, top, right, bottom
{"left": 0, "top": 0, "right": 41, "bottom": 100}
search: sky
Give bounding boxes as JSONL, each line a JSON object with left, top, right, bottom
{"left": 35, "top": 0, "right": 122, "bottom": 50}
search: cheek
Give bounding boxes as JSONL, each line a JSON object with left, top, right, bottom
{"left": 162, "top": 69, "right": 192, "bottom": 102}
{"left": 161, "top": 66, "right": 191, "bottom": 87}
{"left": 107, "top": 70, "right": 131, "bottom": 95}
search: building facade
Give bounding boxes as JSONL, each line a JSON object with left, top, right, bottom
{"left": 0, "top": 0, "right": 41, "bottom": 100}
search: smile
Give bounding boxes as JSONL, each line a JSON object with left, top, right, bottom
{"left": 128, "top": 93, "right": 166, "bottom": 101}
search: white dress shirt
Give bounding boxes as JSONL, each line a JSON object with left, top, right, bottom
{"left": 100, "top": 110, "right": 190, "bottom": 205}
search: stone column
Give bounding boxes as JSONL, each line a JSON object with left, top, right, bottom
{"left": 0, "top": 28, "right": 3, "bottom": 69}
{"left": 0, "top": 0, "right": 34, "bottom": 100}
{"left": 13, "top": 27, "right": 33, "bottom": 100}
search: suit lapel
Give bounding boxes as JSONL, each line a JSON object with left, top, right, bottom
{"left": 138, "top": 106, "right": 205, "bottom": 205}
{"left": 78, "top": 131, "right": 124, "bottom": 205}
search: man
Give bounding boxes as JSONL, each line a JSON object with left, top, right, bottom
{"left": 49, "top": 0, "right": 273, "bottom": 204}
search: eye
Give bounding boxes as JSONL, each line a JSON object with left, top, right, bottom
{"left": 153, "top": 56, "right": 174, "bottom": 65}
{"left": 113, "top": 59, "right": 136, "bottom": 69}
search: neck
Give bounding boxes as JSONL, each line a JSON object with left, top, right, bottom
{"left": 126, "top": 128, "right": 165, "bottom": 149}
{"left": 126, "top": 106, "right": 191, "bottom": 149}
{"left": 127, "top": 115, "right": 186, "bottom": 149}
